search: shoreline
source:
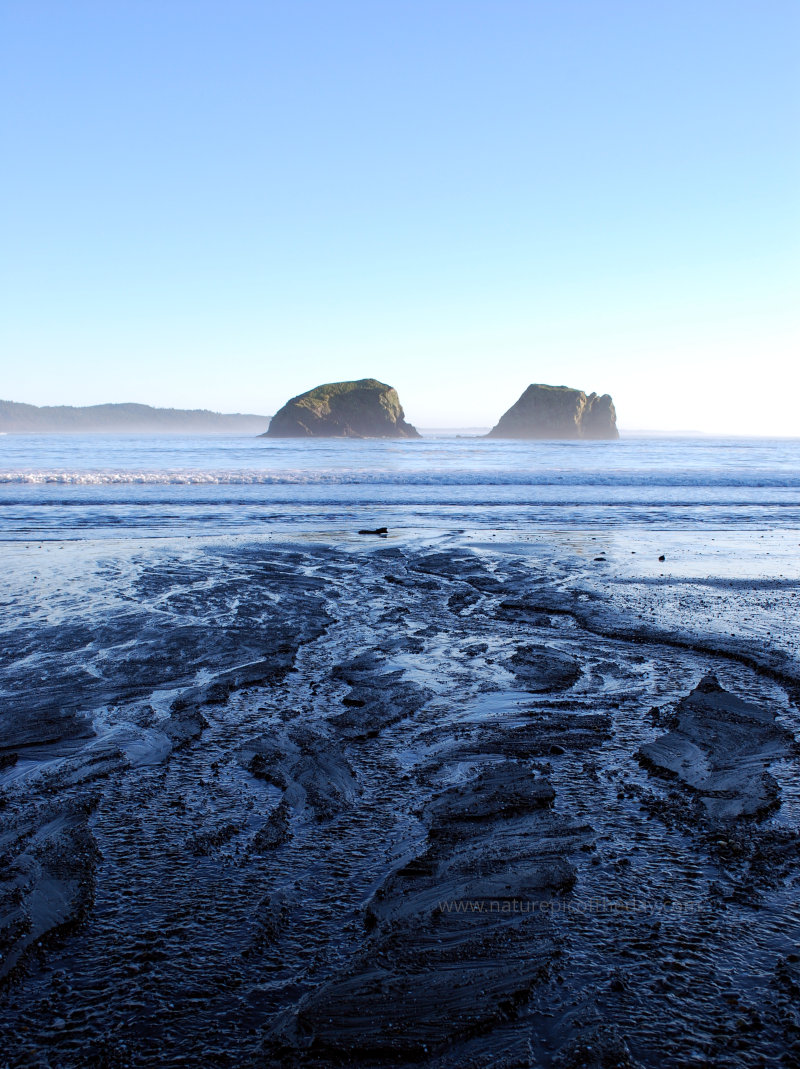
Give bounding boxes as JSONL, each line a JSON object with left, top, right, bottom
{"left": 1, "top": 527, "right": 799, "bottom": 1065}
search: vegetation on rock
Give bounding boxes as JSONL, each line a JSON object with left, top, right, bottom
{"left": 264, "top": 379, "right": 419, "bottom": 438}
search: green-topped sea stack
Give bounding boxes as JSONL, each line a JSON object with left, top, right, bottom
{"left": 263, "top": 379, "right": 420, "bottom": 439}
{"left": 488, "top": 384, "right": 619, "bottom": 440}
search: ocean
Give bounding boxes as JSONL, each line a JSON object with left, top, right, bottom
{"left": 1, "top": 432, "right": 800, "bottom": 537}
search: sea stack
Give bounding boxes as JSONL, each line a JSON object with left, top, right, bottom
{"left": 263, "top": 379, "right": 420, "bottom": 439}
{"left": 487, "top": 384, "right": 619, "bottom": 440}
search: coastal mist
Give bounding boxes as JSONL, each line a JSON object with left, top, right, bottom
{"left": 1, "top": 433, "right": 800, "bottom": 1067}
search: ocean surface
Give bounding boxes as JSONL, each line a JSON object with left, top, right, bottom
{"left": 1, "top": 432, "right": 799, "bottom": 538}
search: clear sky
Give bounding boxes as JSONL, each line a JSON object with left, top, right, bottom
{"left": 2, "top": 1, "right": 798, "bottom": 433}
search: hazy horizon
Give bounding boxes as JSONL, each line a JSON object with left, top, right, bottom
{"left": 2, "top": 392, "right": 800, "bottom": 439}
{"left": 2, "top": 2, "right": 798, "bottom": 436}
{"left": 3, "top": 391, "right": 800, "bottom": 438}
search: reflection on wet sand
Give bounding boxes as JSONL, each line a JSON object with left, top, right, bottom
{"left": 1, "top": 534, "right": 799, "bottom": 1066}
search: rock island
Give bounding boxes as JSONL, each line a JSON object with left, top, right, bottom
{"left": 488, "top": 383, "right": 619, "bottom": 439}
{"left": 264, "top": 379, "right": 419, "bottom": 438}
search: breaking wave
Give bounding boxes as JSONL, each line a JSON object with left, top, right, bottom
{"left": 3, "top": 469, "right": 800, "bottom": 488}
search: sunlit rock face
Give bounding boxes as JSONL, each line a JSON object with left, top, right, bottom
{"left": 263, "top": 378, "right": 420, "bottom": 438}
{"left": 487, "top": 383, "right": 619, "bottom": 439}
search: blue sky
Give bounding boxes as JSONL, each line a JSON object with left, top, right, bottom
{"left": 1, "top": 1, "right": 798, "bottom": 432}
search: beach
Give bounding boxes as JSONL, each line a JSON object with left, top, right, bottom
{"left": 1, "top": 436, "right": 799, "bottom": 1066}
{"left": 4, "top": 0, "right": 797, "bottom": 1060}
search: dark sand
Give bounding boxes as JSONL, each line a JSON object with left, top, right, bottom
{"left": 1, "top": 532, "right": 799, "bottom": 1066}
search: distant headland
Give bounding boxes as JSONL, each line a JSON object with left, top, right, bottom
{"left": 264, "top": 379, "right": 420, "bottom": 439}
{"left": 0, "top": 400, "right": 270, "bottom": 434}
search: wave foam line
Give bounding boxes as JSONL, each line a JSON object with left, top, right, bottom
{"left": 2, "top": 470, "right": 800, "bottom": 487}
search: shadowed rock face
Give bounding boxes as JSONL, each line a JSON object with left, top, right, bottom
{"left": 263, "top": 379, "right": 420, "bottom": 438}
{"left": 487, "top": 384, "right": 619, "bottom": 439}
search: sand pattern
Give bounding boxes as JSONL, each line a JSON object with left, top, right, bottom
{"left": 1, "top": 538, "right": 799, "bottom": 1066}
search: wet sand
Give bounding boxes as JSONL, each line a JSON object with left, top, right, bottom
{"left": 1, "top": 529, "right": 799, "bottom": 1066}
